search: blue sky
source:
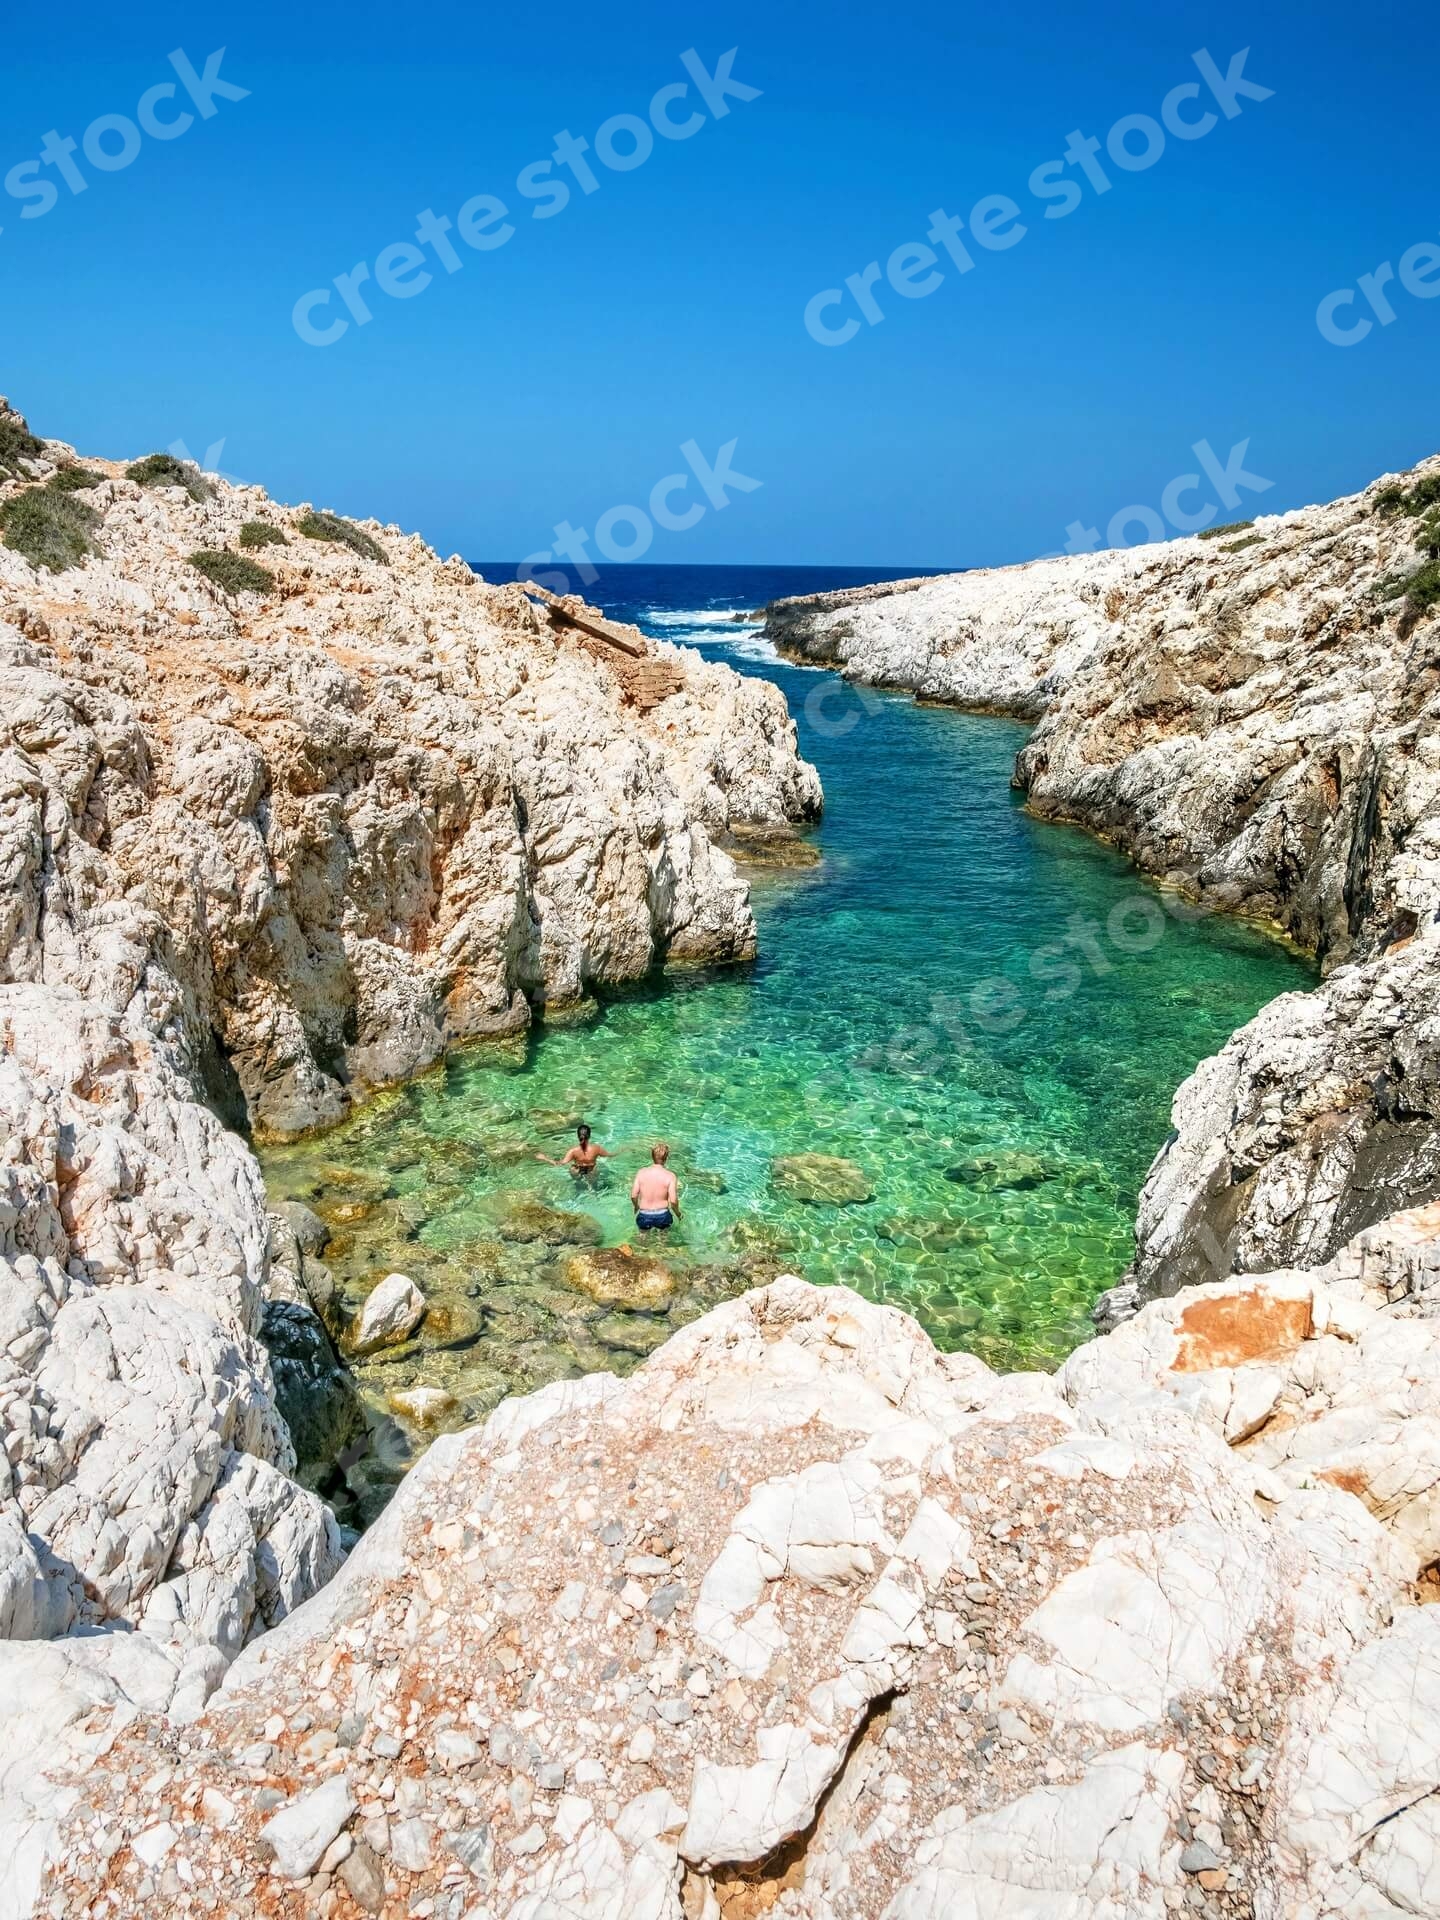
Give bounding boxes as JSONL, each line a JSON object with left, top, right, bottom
{"left": 5, "top": 0, "right": 1437, "bottom": 567}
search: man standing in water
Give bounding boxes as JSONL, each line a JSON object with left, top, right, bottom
{"left": 631, "top": 1142, "right": 681, "bottom": 1232}
{"left": 537, "top": 1122, "right": 610, "bottom": 1179}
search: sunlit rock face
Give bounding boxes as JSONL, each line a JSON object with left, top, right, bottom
{"left": 0, "top": 399, "right": 820, "bottom": 1141}
{"left": 16, "top": 1260, "right": 1440, "bottom": 1920}
{"left": 0, "top": 402, "right": 819, "bottom": 1901}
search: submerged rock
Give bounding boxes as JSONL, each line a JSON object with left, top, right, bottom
{"left": 349, "top": 1272, "right": 427, "bottom": 1353}
{"left": 944, "top": 1150, "right": 1057, "bottom": 1192}
{"left": 716, "top": 823, "right": 822, "bottom": 868}
{"left": 877, "top": 1214, "right": 987, "bottom": 1250}
{"left": 727, "top": 1216, "right": 802, "bottom": 1261}
{"left": 387, "top": 1385, "right": 458, "bottom": 1428}
{"left": 771, "top": 1152, "right": 874, "bottom": 1206}
{"left": 560, "top": 1246, "right": 678, "bottom": 1311}
{"left": 594, "top": 1311, "right": 672, "bottom": 1355}
{"left": 685, "top": 1167, "right": 730, "bottom": 1193}
{"left": 487, "top": 1194, "right": 605, "bottom": 1247}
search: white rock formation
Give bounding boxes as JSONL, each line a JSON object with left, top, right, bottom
{"left": 348, "top": 1273, "right": 426, "bottom": 1355}
{"left": 7, "top": 407, "right": 1440, "bottom": 1920}
{"left": 0, "top": 401, "right": 820, "bottom": 1896}
{"left": 767, "top": 457, "right": 1440, "bottom": 1311}
{"left": 0, "top": 400, "right": 820, "bottom": 1140}
{"left": 14, "top": 1263, "right": 1440, "bottom": 1918}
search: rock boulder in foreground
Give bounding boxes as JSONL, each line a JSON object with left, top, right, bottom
{"left": 766, "top": 457, "right": 1440, "bottom": 1316}
{"left": 14, "top": 1257, "right": 1440, "bottom": 1919}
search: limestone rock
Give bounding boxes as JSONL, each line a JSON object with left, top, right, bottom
{"left": 771, "top": 1152, "right": 874, "bottom": 1206}
{"left": 277, "top": 1200, "right": 330, "bottom": 1259}
{"left": 349, "top": 1273, "right": 426, "bottom": 1354}
{"left": 0, "top": 406, "right": 820, "bottom": 1145}
{"left": 0, "top": 404, "right": 821, "bottom": 1889}
{"left": 256, "top": 1774, "right": 355, "bottom": 1878}
{"left": 1063, "top": 1202, "right": 1440, "bottom": 1574}
{"left": 561, "top": 1246, "right": 677, "bottom": 1311}
{"left": 260, "top": 1296, "right": 365, "bottom": 1476}
{"left": 19, "top": 1271, "right": 1440, "bottom": 1919}
{"left": 0, "top": 975, "right": 344, "bottom": 1876}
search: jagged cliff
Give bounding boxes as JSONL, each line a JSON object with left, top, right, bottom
{"left": 0, "top": 402, "right": 820, "bottom": 1862}
{"left": 0, "top": 401, "right": 820, "bottom": 1142}
{"left": 766, "top": 459, "right": 1440, "bottom": 1317}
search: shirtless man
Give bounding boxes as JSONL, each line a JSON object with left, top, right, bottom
{"left": 631, "top": 1143, "right": 681, "bottom": 1231}
{"left": 537, "top": 1123, "right": 610, "bottom": 1178}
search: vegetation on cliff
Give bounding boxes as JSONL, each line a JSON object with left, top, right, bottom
{"left": 1376, "top": 474, "right": 1440, "bottom": 612}
{"left": 297, "top": 508, "right": 388, "bottom": 565}
{"left": 124, "top": 451, "right": 214, "bottom": 501}
{"left": 0, "top": 412, "right": 45, "bottom": 479}
{"left": 239, "top": 518, "right": 289, "bottom": 548}
{"left": 189, "top": 547, "right": 277, "bottom": 596}
{"left": 0, "top": 485, "right": 103, "bottom": 572}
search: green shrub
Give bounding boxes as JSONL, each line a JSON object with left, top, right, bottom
{"left": 1220, "top": 534, "right": 1265, "bottom": 554}
{"left": 296, "top": 509, "right": 388, "bottom": 565}
{"left": 1376, "top": 491, "right": 1440, "bottom": 616}
{"left": 125, "top": 453, "right": 213, "bottom": 502}
{"left": 0, "top": 415, "right": 45, "bottom": 479}
{"left": 239, "top": 519, "right": 288, "bottom": 549}
{"left": 1374, "top": 473, "right": 1440, "bottom": 517}
{"left": 46, "top": 466, "right": 103, "bottom": 493}
{"left": 189, "top": 549, "right": 275, "bottom": 596}
{"left": 1199, "top": 519, "right": 1254, "bottom": 540}
{"left": 0, "top": 486, "right": 102, "bottom": 572}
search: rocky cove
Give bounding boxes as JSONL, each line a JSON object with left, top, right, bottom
{"left": 4, "top": 406, "right": 1440, "bottom": 1919}
{"left": 258, "top": 617, "right": 1311, "bottom": 1527}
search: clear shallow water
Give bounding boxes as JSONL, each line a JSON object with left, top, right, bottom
{"left": 262, "top": 564, "right": 1313, "bottom": 1496}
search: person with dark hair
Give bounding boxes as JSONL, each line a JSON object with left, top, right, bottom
{"left": 537, "top": 1122, "right": 610, "bottom": 1178}
{"left": 631, "top": 1142, "right": 681, "bottom": 1231}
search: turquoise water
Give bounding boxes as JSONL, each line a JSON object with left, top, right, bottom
{"left": 263, "top": 567, "right": 1313, "bottom": 1492}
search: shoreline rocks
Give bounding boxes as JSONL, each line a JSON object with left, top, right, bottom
{"left": 0, "top": 979, "right": 344, "bottom": 1753}
{"left": 765, "top": 454, "right": 1440, "bottom": 1319}
{"left": 0, "top": 398, "right": 820, "bottom": 1888}
{"left": 19, "top": 1259, "right": 1440, "bottom": 1918}
{"left": 7, "top": 398, "right": 1440, "bottom": 1918}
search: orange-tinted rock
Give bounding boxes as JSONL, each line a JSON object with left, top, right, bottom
{"left": 1171, "top": 1288, "right": 1313, "bottom": 1373}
